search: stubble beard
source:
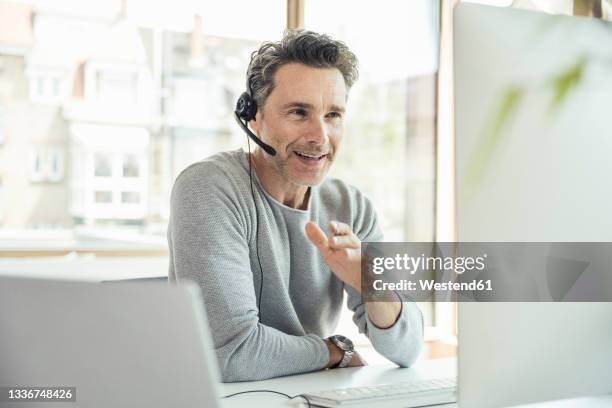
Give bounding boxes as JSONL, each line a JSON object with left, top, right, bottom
{"left": 272, "top": 150, "right": 331, "bottom": 188}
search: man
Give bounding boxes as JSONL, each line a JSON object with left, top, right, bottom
{"left": 168, "top": 29, "right": 423, "bottom": 382}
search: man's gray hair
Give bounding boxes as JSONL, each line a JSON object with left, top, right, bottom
{"left": 247, "top": 29, "right": 359, "bottom": 110}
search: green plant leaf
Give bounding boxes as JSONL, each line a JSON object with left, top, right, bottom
{"left": 465, "top": 85, "right": 524, "bottom": 189}
{"left": 549, "top": 57, "right": 586, "bottom": 113}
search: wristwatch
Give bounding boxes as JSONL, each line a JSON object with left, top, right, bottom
{"left": 328, "top": 335, "right": 355, "bottom": 368}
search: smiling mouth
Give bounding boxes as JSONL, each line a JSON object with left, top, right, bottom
{"left": 294, "top": 151, "right": 328, "bottom": 161}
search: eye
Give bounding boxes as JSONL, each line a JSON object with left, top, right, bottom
{"left": 288, "top": 108, "right": 307, "bottom": 117}
{"left": 326, "top": 111, "right": 342, "bottom": 119}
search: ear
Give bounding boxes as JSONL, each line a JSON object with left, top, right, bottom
{"left": 249, "top": 110, "right": 262, "bottom": 134}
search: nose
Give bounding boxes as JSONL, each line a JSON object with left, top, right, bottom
{"left": 305, "top": 118, "right": 329, "bottom": 146}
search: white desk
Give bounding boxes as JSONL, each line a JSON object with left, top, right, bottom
{"left": 220, "top": 357, "right": 457, "bottom": 408}
{"left": 511, "top": 396, "right": 612, "bottom": 408}
{"left": 219, "top": 357, "right": 612, "bottom": 408}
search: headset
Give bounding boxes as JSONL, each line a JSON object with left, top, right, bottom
{"left": 234, "top": 82, "right": 274, "bottom": 322}
{"left": 234, "top": 91, "right": 277, "bottom": 156}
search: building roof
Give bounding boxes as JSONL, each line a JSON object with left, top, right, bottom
{"left": 0, "top": 1, "right": 34, "bottom": 53}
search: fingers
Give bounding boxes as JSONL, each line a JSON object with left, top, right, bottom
{"left": 307, "top": 221, "right": 360, "bottom": 253}
{"left": 328, "top": 221, "right": 359, "bottom": 250}
{"left": 329, "top": 234, "right": 360, "bottom": 250}
{"left": 328, "top": 221, "right": 352, "bottom": 236}
{"left": 305, "top": 222, "right": 329, "bottom": 251}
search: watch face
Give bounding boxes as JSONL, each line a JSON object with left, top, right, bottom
{"left": 331, "top": 335, "right": 354, "bottom": 350}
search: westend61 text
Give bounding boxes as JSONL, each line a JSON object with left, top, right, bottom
{"left": 373, "top": 279, "right": 493, "bottom": 292}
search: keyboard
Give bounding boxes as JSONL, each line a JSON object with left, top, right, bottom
{"left": 303, "top": 377, "right": 456, "bottom": 407}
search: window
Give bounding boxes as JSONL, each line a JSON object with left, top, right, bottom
{"left": 1, "top": 1, "right": 443, "bottom": 344}
{"left": 47, "top": 147, "right": 64, "bottom": 182}
{"left": 29, "top": 75, "right": 63, "bottom": 104}
{"left": 52, "top": 78, "right": 60, "bottom": 97}
{"left": 36, "top": 77, "right": 44, "bottom": 96}
{"left": 122, "top": 154, "right": 140, "bottom": 178}
{"left": 29, "top": 146, "right": 65, "bottom": 183}
{"left": 86, "top": 151, "right": 148, "bottom": 218}
{"left": 69, "top": 124, "right": 149, "bottom": 222}
{"left": 95, "top": 191, "right": 113, "bottom": 203}
{"left": 121, "top": 191, "right": 140, "bottom": 204}
{"left": 30, "top": 148, "right": 45, "bottom": 182}
{"left": 94, "top": 154, "right": 113, "bottom": 177}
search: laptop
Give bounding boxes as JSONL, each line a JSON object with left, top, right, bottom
{"left": 0, "top": 277, "right": 222, "bottom": 408}
{"left": 0, "top": 276, "right": 458, "bottom": 408}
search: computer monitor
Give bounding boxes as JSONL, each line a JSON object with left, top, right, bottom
{"left": 454, "top": 3, "right": 612, "bottom": 407}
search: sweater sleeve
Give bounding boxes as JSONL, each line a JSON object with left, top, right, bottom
{"left": 346, "top": 190, "right": 424, "bottom": 367}
{"left": 168, "top": 164, "right": 329, "bottom": 382}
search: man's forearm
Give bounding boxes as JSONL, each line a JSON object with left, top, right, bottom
{"left": 218, "top": 324, "right": 330, "bottom": 381}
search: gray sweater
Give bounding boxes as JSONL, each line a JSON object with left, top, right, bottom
{"left": 167, "top": 149, "right": 423, "bottom": 382}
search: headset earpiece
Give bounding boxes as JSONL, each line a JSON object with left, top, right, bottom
{"left": 235, "top": 92, "right": 257, "bottom": 122}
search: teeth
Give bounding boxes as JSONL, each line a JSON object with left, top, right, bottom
{"left": 296, "top": 151, "right": 324, "bottom": 159}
